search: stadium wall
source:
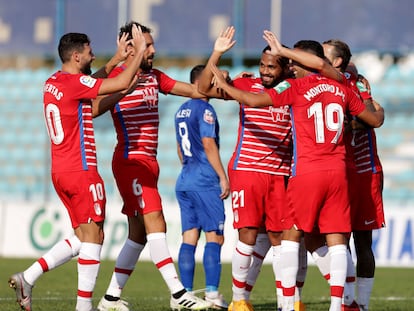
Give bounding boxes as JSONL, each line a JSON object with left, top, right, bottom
{"left": 1, "top": 198, "right": 413, "bottom": 267}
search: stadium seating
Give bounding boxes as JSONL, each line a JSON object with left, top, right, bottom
{"left": 0, "top": 61, "right": 413, "bottom": 206}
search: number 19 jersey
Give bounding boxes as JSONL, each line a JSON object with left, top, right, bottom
{"left": 268, "top": 74, "right": 366, "bottom": 176}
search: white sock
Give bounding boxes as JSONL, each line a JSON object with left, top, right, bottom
{"left": 106, "top": 239, "right": 145, "bottom": 297}
{"left": 312, "top": 245, "right": 330, "bottom": 283}
{"left": 328, "top": 244, "right": 347, "bottom": 311}
{"left": 281, "top": 240, "right": 299, "bottom": 311}
{"left": 147, "top": 232, "right": 184, "bottom": 294}
{"left": 295, "top": 238, "right": 307, "bottom": 302}
{"left": 232, "top": 240, "right": 254, "bottom": 301}
{"left": 272, "top": 245, "right": 283, "bottom": 310}
{"left": 343, "top": 250, "right": 356, "bottom": 305}
{"left": 24, "top": 236, "right": 81, "bottom": 286}
{"left": 76, "top": 242, "right": 101, "bottom": 311}
{"left": 245, "top": 233, "right": 270, "bottom": 299}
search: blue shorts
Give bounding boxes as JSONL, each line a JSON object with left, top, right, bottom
{"left": 176, "top": 189, "right": 225, "bottom": 235}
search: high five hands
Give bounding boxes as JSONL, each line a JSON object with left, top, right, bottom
{"left": 214, "top": 26, "right": 236, "bottom": 54}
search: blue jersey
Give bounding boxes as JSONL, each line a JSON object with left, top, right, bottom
{"left": 175, "top": 98, "right": 221, "bottom": 191}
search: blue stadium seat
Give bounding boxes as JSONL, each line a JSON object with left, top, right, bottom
{"left": 382, "top": 65, "right": 401, "bottom": 81}
{"left": 1, "top": 65, "right": 414, "bottom": 204}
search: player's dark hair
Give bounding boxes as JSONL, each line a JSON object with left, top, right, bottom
{"left": 119, "top": 21, "right": 152, "bottom": 41}
{"left": 190, "top": 65, "right": 205, "bottom": 83}
{"left": 262, "top": 45, "right": 289, "bottom": 70}
{"left": 322, "top": 39, "right": 352, "bottom": 72}
{"left": 58, "top": 33, "right": 90, "bottom": 63}
{"left": 293, "top": 40, "right": 325, "bottom": 59}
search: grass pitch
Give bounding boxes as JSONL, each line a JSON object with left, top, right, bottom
{"left": 1, "top": 258, "right": 413, "bottom": 310}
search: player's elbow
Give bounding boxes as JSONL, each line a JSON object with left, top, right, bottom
{"left": 368, "top": 114, "right": 384, "bottom": 128}
{"left": 358, "top": 109, "right": 384, "bottom": 128}
{"left": 198, "top": 86, "right": 209, "bottom": 96}
{"left": 119, "top": 80, "right": 131, "bottom": 91}
{"left": 373, "top": 110, "right": 385, "bottom": 128}
{"left": 374, "top": 117, "right": 384, "bottom": 128}
{"left": 197, "top": 81, "right": 211, "bottom": 95}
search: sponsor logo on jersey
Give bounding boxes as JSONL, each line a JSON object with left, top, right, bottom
{"left": 203, "top": 109, "right": 215, "bottom": 124}
{"left": 79, "top": 75, "right": 97, "bottom": 88}
{"left": 356, "top": 80, "right": 368, "bottom": 92}
{"left": 275, "top": 81, "right": 291, "bottom": 94}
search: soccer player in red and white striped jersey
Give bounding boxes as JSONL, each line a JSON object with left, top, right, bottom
{"left": 198, "top": 26, "right": 301, "bottom": 311}
{"left": 94, "top": 21, "right": 214, "bottom": 311}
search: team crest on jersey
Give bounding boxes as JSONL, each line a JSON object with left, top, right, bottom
{"left": 79, "top": 75, "right": 97, "bottom": 88}
{"left": 203, "top": 109, "right": 215, "bottom": 124}
{"left": 275, "top": 81, "right": 291, "bottom": 94}
{"left": 269, "top": 105, "right": 290, "bottom": 122}
{"left": 142, "top": 87, "right": 158, "bottom": 109}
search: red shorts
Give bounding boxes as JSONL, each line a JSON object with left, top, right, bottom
{"left": 52, "top": 169, "right": 106, "bottom": 228}
{"left": 228, "top": 169, "right": 289, "bottom": 232}
{"left": 112, "top": 155, "right": 162, "bottom": 216}
{"left": 287, "top": 170, "right": 351, "bottom": 234}
{"left": 347, "top": 167, "right": 359, "bottom": 212}
{"left": 349, "top": 170, "right": 385, "bottom": 230}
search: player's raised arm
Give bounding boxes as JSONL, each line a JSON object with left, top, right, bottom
{"left": 209, "top": 63, "right": 272, "bottom": 108}
{"left": 92, "top": 32, "right": 132, "bottom": 79}
{"left": 92, "top": 77, "right": 139, "bottom": 117}
{"left": 198, "top": 26, "right": 236, "bottom": 97}
{"left": 263, "top": 30, "right": 343, "bottom": 83}
{"left": 352, "top": 91, "right": 384, "bottom": 128}
{"left": 98, "top": 24, "right": 145, "bottom": 95}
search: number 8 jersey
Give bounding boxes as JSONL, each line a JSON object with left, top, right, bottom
{"left": 43, "top": 71, "right": 103, "bottom": 173}
{"left": 268, "top": 74, "right": 366, "bottom": 176}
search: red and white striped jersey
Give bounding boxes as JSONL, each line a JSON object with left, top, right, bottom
{"left": 345, "top": 72, "right": 383, "bottom": 174}
{"left": 109, "top": 67, "right": 176, "bottom": 159}
{"left": 352, "top": 128, "right": 382, "bottom": 173}
{"left": 228, "top": 77, "right": 292, "bottom": 176}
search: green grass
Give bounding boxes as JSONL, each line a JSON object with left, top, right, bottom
{"left": 1, "top": 258, "right": 413, "bottom": 310}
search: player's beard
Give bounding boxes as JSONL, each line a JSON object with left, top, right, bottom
{"left": 260, "top": 74, "right": 277, "bottom": 88}
{"left": 81, "top": 63, "right": 92, "bottom": 75}
{"left": 140, "top": 55, "right": 154, "bottom": 71}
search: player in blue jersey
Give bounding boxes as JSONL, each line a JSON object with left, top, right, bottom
{"left": 175, "top": 64, "right": 230, "bottom": 309}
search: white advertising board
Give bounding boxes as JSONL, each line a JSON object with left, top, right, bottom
{"left": 0, "top": 198, "right": 412, "bottom": 267}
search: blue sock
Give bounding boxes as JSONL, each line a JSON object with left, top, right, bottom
{"left": 204, "top": 242, "right": 222, "bottom": 292}
{"left": 178, "top": 243, "right": 196, "bottom": 291}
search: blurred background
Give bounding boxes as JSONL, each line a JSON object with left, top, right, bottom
{"left": 0, "top": 0, "right": 413, "bottom": 263}
{"left": 1, "top": 0, "right": 413, "bottom": 205}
